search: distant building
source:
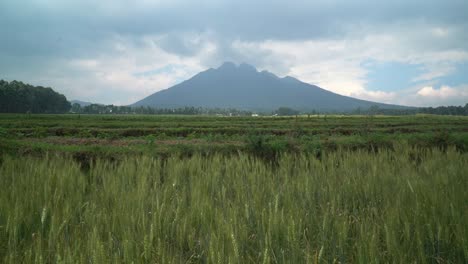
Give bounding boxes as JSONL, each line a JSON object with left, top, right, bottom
{"left": 252, "top": 113, "right": 259, "bottom": 117}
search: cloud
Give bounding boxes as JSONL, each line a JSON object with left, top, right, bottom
{"left": 226, "top": 30, "right": 468, "bottom": 102}
{"left": 396, "top": 85, "right": 468, "bottom": 106}
{"left": 351, "top": 90, "right": 398, "bottom": 104}
{"left": 2, "top": 1, "right": 467, "bottom": 42}
{"left": 57, "top": 35, "right": 216, "bottom": 104}
{"left": 1, "top": 0, "right": 468, "bottom": 106}
{"left": 417, "top": 85, "right": 464, "bottom": 98}
{"left": 0, "top": 34, "right": 215, "bottom": 105}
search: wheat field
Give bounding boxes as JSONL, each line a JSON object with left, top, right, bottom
{"left": 0, "top": 145, "right": 466, "bottom": 263}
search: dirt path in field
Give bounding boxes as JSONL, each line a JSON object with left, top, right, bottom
{"left": 26, "top": 137, "right": 245, "bottom": 146}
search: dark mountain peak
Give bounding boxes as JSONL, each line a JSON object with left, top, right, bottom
{"left": 218, "top": 61, "right": 237, "bottom": 70}
{"left": 238, "top": 63, "right": 257, "bottom": 72}
{"left": 282, "top": 76, "right": 300, "bottom": 83}
{"left": 217, "top": 62, "right": 258, "bottom": 73}
{"left": 132, "top": 64, "right": 408, "bottom": 111}
{"left": 261, "top": 70, "right": 279, "bottom": 79}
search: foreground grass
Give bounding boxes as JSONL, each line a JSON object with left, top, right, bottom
{"left": 1, "top": 147, "right": 466, "bottom": 263}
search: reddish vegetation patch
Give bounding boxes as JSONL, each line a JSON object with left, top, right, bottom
{"left": 27, "top": 137, "right": 144, "bottom": 146}
{"left": 154, "top": 139, "right": 244, "bottom": 146}
{"left": 386, "top": 128, "right": 420, "bottom": 134}
{"left": 26, "top": 137, "right": 244, "bottom": 147}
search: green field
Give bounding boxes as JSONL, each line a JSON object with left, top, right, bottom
{"left": 0, "top": 114, "right": 467, "bottom": 263}
{"left": 1, "top": 114, "right": 468, "bottom": 159}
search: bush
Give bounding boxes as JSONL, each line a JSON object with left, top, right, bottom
{"left": 78, "top": 129, "right": 93, "bottom": 138}
{"left": 176, "top": 144, "right": 194, "bottom": 158}
{"left": 304, "top": 140, "right": 322, "bottom": 158}
{"left": 0, "top": 127, "right": 8, "bottom": 138}
{"left": 275, "top": 107, "right": 299, "bottom": 116}
{"left": 245, "top": 134, "right": 298, "bottom": 161}
{"left": 146, "top": 135, "right": 156, "bottom": 145}
{"left": 431, "top": 130, "right": 452, "bottom": 151}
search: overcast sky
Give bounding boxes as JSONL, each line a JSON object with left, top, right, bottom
{"left": 1, "top": 0, "right": 467, "bottom": 106}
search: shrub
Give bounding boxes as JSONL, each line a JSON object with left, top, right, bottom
{"left": 0, "top": 127, "right": 8, "bottom": 138}
{"left": 431, "top": 130, "right": 452, "bottom": 151}
{"left": 245, "top": 134, "right": 298, "bottom": 161}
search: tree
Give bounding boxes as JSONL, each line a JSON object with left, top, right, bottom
{"left": 0, "top": 80, "right": 71, "bottom": 113}
{"left": 275, "top": 107, "right": 299, "bottom": 116}
{"left": 71, "top": 103, "right": 82, "bottom": 113}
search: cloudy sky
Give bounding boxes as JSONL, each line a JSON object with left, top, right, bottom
{"left": 1, "top": 0, "right": 467, "bottom": 106}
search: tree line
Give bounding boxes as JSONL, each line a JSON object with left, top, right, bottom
{"left": 71, "top": 104, "right": 468, "bottom": 116}
{"left": 0, "top": 80, "right": 71, "bottom": 113}
{"left": 71, "top": 103, "right": 255, "bottom": 116}
{"left": 350, "top": 105, "right": 468, "bottom": 116}
{"left": 1, "top": 79, "right": 466, "bottom": 116}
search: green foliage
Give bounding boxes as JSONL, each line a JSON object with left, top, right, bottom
{"left": 0, "top": 148, "right": 466, "bottom": 262}
{"left": 245, "top": 134, "right": 298, "bottom": 161}
{"left": 0, "top": 114, "right": 467, "bottom": 262}
{"left": 275, "top": 107, "right": 299, "bottom": 116}
{"left": 33, "top": 127, "right": 48, "bottom": 138}
{"left": 304, "top": 139, "right": 323, "bottom": 158}
{"left": 175, "top": 143, "right": 195, "bottom": 158}
{"left": 352, "top": 104, "right": 468, "bottom": 115}
{"left": 74, "top": 104, "right": 255, "bottom": 116}
{"left": 245, "top": 134, "right": 279, "bottom": 161}
{"left": 70, "top": 103, "right": 81, "bottom": 113}
{"left": 0, "top": 80, "right": 71, "bottom": 113}
{"left": 77, "top": 129, "right": 93, "bottom": 138}
{"left": 431, "top": 130, "right": 452, "bottom": 150}
{"left": 146, "top": 134, "right": 156, "bottom": 145}
{"left": 0, "top": 127, "right": 7, "bottom": 138}
{"left": 1, "top": 114, "right": 467, "bottom": 157}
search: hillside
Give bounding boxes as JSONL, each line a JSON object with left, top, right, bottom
{"left": 70, "top": 100, "right": 97, "bottom": 107}
{"left": 0, "top": 80, "right": 71, "bottom": 113}
{"left": 132, "top": 62, "right": 409, "bottom": 111}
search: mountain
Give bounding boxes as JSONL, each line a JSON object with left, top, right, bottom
{"left": 132, "top": 62, "right": 409, "bottom": 111}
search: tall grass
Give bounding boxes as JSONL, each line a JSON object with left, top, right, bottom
{"left": 0, "top": 146, "right": 466, "bottom": 263}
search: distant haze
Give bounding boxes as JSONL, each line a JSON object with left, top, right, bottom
{"left": 133, "top": 62, "right": 409, "bottom": 111}
{"left": 70, "top": 100, "right": 96, "bottom": 107}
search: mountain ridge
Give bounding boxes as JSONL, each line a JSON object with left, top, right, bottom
{"left": 70, "top": 100, "right": 97, "bottom": 107}
{"left": 132, "top": 62, "right": 410, "bottom": 111}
